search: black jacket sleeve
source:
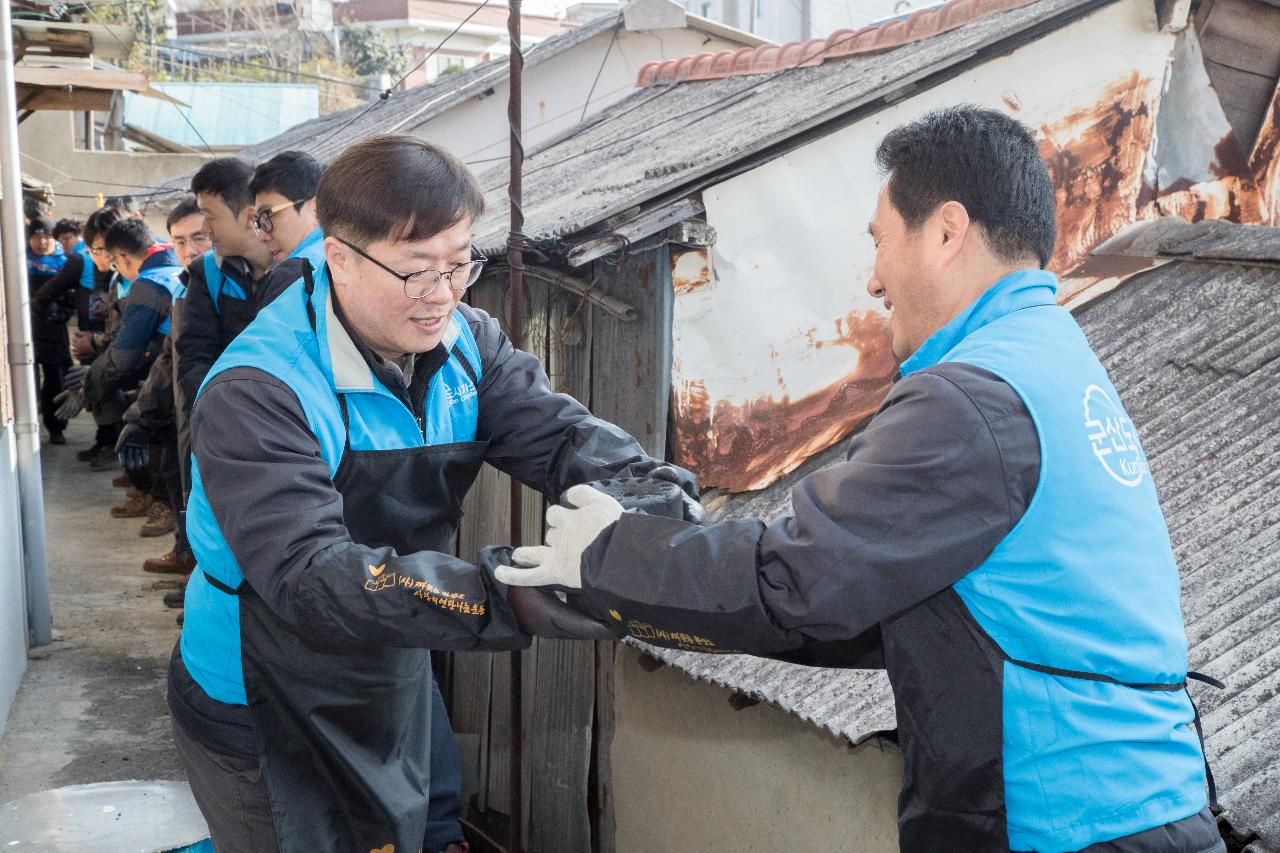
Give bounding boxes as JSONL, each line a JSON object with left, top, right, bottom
{"left": 176, "top": 260, "right": 220, "bottom": 412}
{"left": 465, "top": 304, "right": 698, "bottom": 502}
{"left": 192, "top": 369, "right": 528, "bottom": 651}
{"left": 574, "top": 363, "right": 1040, "bottom": 658}
{"left": 32, "top": 253, "right": 84, "bottom": 307}
{"left": 84, "top": 279, "right": 170, "bottom": 403}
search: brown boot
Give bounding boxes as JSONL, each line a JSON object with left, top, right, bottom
{"left": 141, "top": 501, "right": 178, "bottom": 537}
{"left": 144, "top": 548, "right": 196, "bottom": 575}
{"left": 111, "top": 492, "right": 152, "bottom": 518}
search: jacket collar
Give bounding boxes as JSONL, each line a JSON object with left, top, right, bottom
{"left": 899, "top": 268, "right": 1058, "bottom": 376}
{"left": 290, "top": 227, "right": 325, "bottom": 261}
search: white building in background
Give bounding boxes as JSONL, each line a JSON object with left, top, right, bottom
{"left": 678, "top": 0, "right": 925, "bottom": 42}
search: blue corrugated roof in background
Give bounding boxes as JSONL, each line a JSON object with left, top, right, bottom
{"left": 123, "top": 82, "right": 320, "bottom": 149}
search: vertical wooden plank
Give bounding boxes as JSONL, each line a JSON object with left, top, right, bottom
{"left": 585, "top": 246, "right": 672, "bottom": 853}
{"left": 588, "top": 242, "right": 673, "bottom": 457}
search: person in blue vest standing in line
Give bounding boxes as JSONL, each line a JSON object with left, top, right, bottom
{"left": 498, "top": 107, "right": 1225, "bottom": 853}
{"left": 167, "top": 134, "right": 699, "bottom": 853}
{"left": 180, "top": 158, "right": 276, "bottom": 413}
{"left": 26, "top": 215, "right": 69, "bottom": 445}
{"left": 248, "top": 149, "right": 326, "bottom": 280}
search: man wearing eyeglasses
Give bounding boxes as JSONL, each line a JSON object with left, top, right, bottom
{"left": 248, "top": 150, "right": 325, "bottom": 277}
{"left": 168, "top": 134, "right": 699, "bottom": 853}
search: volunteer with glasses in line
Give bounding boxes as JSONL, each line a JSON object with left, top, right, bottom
{"left": 249, "top": 150, "right": 327, "bottom": 284}
{"left": 169, "top": 133, "right": 698, "bottom": 853}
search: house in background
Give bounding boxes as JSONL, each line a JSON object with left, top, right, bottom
{"left": 121, "top": 81, "right": 320, "bottom": 152}
{"left": 149, "top": 0, "right": 769, "bottom": 183}
{"left": 677, "top": 0, "right": 918, "bottom": 42}
{"left": 335, "top": 0, "right": 578, "bottom": 87}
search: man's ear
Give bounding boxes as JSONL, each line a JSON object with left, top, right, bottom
{"left": 937, "top": 200, "right": 970, "bottom": 257}
{"left": 302, "top": 198, "right": 320, "bottom": 229}
{"left": 323, "top": 236, "right": 350, "bottom": 281}
{"left": 238, "top": 203, "right": 257, "bottom": 233}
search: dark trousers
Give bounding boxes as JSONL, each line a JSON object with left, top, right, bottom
{"left": 172, "top": 676, "right": 466, "bottom": 853}
{"left": 36, "top": 361, "right": 67, "bottom": 437}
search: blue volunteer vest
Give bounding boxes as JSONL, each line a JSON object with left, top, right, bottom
{"left": 289, "top": 226, "right": 326, "bottom": 271}
{"left": 201, "top": 250, "right": 245, "bottom": 315}
{"left": 72, "top": 241, "right": 95, "bottom": 291}
{"left": 141, "top": 263, "right": 187, "bottom": 335}
{"left": 901, "top": 270, "right": 1206, "bottom": 852}
{"left": 180, "top": 263, "right": 484, "bottom": 705}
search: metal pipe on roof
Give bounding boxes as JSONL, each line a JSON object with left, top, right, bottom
{"left": 0, "top": 0, "right": 53, "bottom": 649}
{"left": 505, "top": 0, "right": 525, "bottom": 849}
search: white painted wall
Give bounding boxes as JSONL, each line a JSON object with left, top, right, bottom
{"left": 0, "top": 424, "right": 28, "bottom": 735}
{"left": 17, "top": 111, "right": 212, "bottom": 223}
{"left": 611, "top": 646, "right": 902, "bottom": 850}
{"left": 679, "top": 0, "right": 909, "bottom": 43}
{"left": 408, "top": 24, "right": 757, "bottom": 165}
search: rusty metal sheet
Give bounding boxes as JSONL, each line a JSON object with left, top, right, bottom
{"left": 671, "top": 0, "right": 1178, "bottom": 492}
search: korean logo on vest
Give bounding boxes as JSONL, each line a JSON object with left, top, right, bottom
{"left": 441, "top": 379, "right": 477, "bottom": 408}
{"left": 1082, "top": 384, "right": 1147, "bottom": 487}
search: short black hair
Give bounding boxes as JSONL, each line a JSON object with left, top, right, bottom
{"left": 83, "top": 207, "right": 126, "bottom": 245}
{"left": 875, "top": 106, "right": 1056, "bottom": 268}
{"left": 27, "top": 216, "right": 54, "bottom": 237}
{"left": 53, "top": 218, "right": 82, "bottom": 238}
{"left": 166, "top": 195, "right": 203, "bottom": 233}
{"left": 190, "top": 157, "right": 255, "bottom": 214}
{"left": 103, "top": 217, "right": 154, "bottom": 257}
{"left": 249, "top": 150, "right": 324, "bottom": 203}
{"left": 317, "top": 135, "right": 483, "bottom": 246}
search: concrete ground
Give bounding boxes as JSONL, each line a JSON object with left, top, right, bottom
{"left": 0, "top": 415, "right": 187, "bottom": 800}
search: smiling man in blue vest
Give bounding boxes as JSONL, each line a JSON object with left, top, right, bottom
{"left": 498, "top": 107, "right": 1226, "bottom": 853}
{"left": 168, "top": 133, "right": 698, "bottom": 853}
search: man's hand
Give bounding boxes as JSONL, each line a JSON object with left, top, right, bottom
{"left": 115, "top": 422, "right": 150, "bottom": 470}
{"left": 496, "top": 484, "right": 624, "bottom": 589}
{"left": 72, "top": 331, "right": 92, "bottom": 360}
{"left": 648, "top": 464, "right": 707, "bottom": 524}
{"left": 53, "top": 390, "right": 83, "bottom": 421}
{"left": 62, "top": 365, "right": 88, "bottom": 394}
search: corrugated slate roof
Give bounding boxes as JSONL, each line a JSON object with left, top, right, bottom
{"left": 640, "top": 218, "right": 1280, "bottom": 850}
{"left": 469, "top": 0, "right": 1108, "bottom": 253}
{"left": 123, "top": 82, "right": 319, "bottom": 149}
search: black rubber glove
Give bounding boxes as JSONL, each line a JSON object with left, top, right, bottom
{"left": 647, "top": 464, "right": 707, "bottom": 525}
{"left": 115, "top": 422, "right": 150, "bottom": 470}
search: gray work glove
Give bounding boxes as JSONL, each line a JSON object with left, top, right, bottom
{"left": 497, "top": 484, "right": 624, "bottom": 589}
{"left": 648, "top": 464, "right": 707, "bottom": 525}
{"left": 115, "top": 422, "right": 150, "bottom": 470}
{"left": 53, "top": 389, "right": 84, "bottom": 421}
{"left": 61, "top": 365, "right": 88, "bottom": 394}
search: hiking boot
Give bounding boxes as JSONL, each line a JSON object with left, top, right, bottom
{"left": 144, "top": 548, "right": 196, "bottom": 575}
{"left": 111, "top": 492, "right": 152, "bottom": 518}
{"left": 112, "top": 473, "right": 131, "bottom": 488}
{"left": 141, "top": 501, "right": 178, "bottom": 537}
{"left": 163, "top": 588, "right": 187, "bottom": 608}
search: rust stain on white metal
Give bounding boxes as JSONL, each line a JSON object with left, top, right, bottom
{"left": 671, "top": 248, "right": 713, "bottom": 295}
{"left": 671, "top": 311, "right": 896, "bottom": 493}
{"left": 1039, "top": 71, "right": 1158, "bottom": 275}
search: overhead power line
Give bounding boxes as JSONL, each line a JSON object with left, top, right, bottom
{"left": 314, "top": 0, "right": 494, "bottom": 149}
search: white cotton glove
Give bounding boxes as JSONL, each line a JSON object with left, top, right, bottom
{"left": 496, "top": 484, "right": 624, "bottom": 589}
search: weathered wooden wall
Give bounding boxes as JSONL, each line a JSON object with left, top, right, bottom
{"left": 449, "top": 238, "right": 673, "bottom": 852}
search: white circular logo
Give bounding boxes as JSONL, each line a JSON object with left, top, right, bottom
{"left": 1083, "top": 384, "right": 1146, "bottom": 488}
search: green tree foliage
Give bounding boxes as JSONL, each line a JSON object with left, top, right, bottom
{"left": 339, "top": 23, "right": 408, "bottom": 78}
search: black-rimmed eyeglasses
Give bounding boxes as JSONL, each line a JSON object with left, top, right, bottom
{"left": 338, "top": 238, "right": 487, "bottom": 300}
{"left": 252, "top": 198, "right": 309, "bottom": 235}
